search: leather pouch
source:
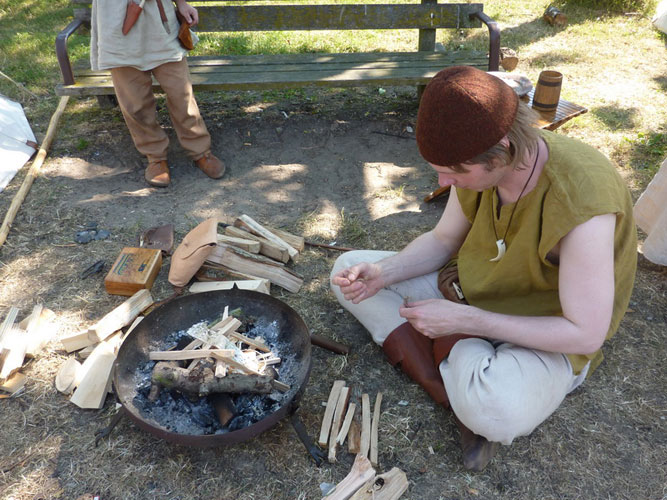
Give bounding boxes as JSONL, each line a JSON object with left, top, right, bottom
{"left": 168, "top": 218, "right": 218, "bottom": 288}
{"left": 433, "top": 264, "right": 479, "bottom": 365}
{"left": 175, "top": 10, "right": 195, "bottom": 50}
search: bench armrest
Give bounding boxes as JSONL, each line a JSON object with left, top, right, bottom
{"left": 470, "top": 10, "right": 500, "bottom": 72}
{"left": 56, "top": 18, "right": 87, "bottom": 86}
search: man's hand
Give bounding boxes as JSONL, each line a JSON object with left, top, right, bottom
{"left": 331, "top": 262, "right": 385, "bottom": 304}
{"left": 176, "top": 1, "right": 198, "bottom": 25}
{"left": 399, "top": 298, "right": 468, "bottom": 338}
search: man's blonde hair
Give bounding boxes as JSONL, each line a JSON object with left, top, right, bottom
{"left": 449, "top": 102, "right": 541, "bottom": 173}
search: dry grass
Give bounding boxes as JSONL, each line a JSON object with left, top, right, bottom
{"left": 1, "top": 1, "right": 666, "bottom": 499}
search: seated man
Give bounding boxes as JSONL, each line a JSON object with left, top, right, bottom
{"left": 91, "top": 0, "right": 225, "bottom": 187}
{"left": 330, "top": 66, "right": 636, "bottom": 471}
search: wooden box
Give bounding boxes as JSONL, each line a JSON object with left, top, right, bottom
{"left": 104, "top": 247, "right": 162, "bottom": 296}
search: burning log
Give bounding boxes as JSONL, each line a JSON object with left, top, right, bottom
{"left": 150, "top": 361, "right": 277, "bottom": 398}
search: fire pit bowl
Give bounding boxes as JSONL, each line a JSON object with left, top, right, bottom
{"left": 113, "top": 289, "right": 312, "bottom": 448}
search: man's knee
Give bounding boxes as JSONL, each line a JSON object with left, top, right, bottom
{"left": 441, "top": 339, "right": 570, "bottom": 444}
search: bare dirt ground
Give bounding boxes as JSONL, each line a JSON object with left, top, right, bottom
{"left": 0, "top": 87, "right": 665, "bottom": 500}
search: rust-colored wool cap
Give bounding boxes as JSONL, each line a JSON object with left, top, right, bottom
{"left": 416, "top": 66, "right": 519, "bottom": 166}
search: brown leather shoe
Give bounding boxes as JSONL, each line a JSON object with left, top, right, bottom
{"left": 382, "top": 322, "right": 450, "bottom": 408}
{"left": 194, "top": 153, "right": 225, "bottom": 179}
{"left": 454, "top": 416, "right": 499, "bottom": 471}
{"left": 145, "top": 160, "right": 170, "bottom": 187}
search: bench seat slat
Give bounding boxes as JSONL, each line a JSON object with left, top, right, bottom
{"left": 56, "top": 51, "right": 488, "bottom": 96}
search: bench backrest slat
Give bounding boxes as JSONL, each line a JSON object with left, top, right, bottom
{"left": 197, "top": 4, "right": 482, "bottom": 32}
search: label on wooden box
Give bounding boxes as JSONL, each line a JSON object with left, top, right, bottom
{"left": 105, "top": 247, "right": 162, "bottom": 296}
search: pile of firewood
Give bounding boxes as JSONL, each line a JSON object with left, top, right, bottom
{"left": 319, "top": 380, "right": 408, "bottom": 500}
{"left": 147, "top": 307, "right": 290, "bottom": 416}
{"left": 56, "top": 289, "right": 154, "bottom": 408}
{"left": 0, "top": 305, "right": 56, "bottom": 398}
{"left": 202, "top": 215, "right": 305, "bottom": 293}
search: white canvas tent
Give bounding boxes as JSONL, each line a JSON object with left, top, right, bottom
{"left": 0, "top": 95, "right": 37, "bottom": 193}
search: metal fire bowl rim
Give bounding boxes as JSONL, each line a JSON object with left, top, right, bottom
{"left": 113, "top": 289, "right": 312, "bottom": 447}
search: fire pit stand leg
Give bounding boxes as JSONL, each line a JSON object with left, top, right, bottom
{"left": 290, "top": 409, "right": 326, "bottom": 466}
{"left": 94, "top": 409, "right": 125, "bottom": 447}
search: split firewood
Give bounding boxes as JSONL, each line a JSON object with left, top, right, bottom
{"left": 224, "top": 226, "right": 290, "bottom": 263}
{"left": 323, "top": 454, "right": 376, "bottom": 500}
{"left": 148, "top": 348, "right": 235, "bottom": 361}
{"left": 319, "top": 380, "right": 346, "bottom": 447}
{"left": 88, "top": 289, "right": 154, "bottom": 343}
{"left": 61, "top": 330, "right": 96, "bottom": 353}
{"left": 0, "top": 307, "right": 19, "bottom": 349}
{"left": 328, "top": 386, "right": 351, "bottom": 462}
{"left": 0, "top": 372, "right": 27, "bottom": 398}
{"left": 360, "top": 393, "right": 371, "bottom": 458}
{"left": 207, "top": 244, "right": 303, "bottom": 293}
{"left": 209, "top": 392, "right": 237, "bottom": 426}
{"left": 55, "top": 357, "right": 82, "bottom": 395}
{"left": 21, "top": 305, "right": 56, "bottom": 358}
{"left": 216, "top": 234, "right": 261, "bottom": 253}
{"left": 337, "top": 402, "right": 357, "bottom": 445}
{"left": 234, "top": 215, "right": 299, "bottom": 260}
{"left": 227, "top": 331, "right": 270, "bottom": 352}
{"left": 348, "top": 467, "right": 409, "bottom": 500}
{"left": 0, "top": 326, "right": 27, "bottom": 381}
{"left": 189, "top": 279, "right": 271, "bottom": 295}
{"left": 150, "top": 361, "right": 278, "bottom": 397}
{"left": 69, "top": 335, "right": 122, "bottom": 409}
{"left": 370, "top": 392, "right": 383, "bottom": 467}
{"left": 499, "top": 47, "right": 519, "bottom": 72}
{"left": 348, "top": 418, "right": 361, "bottom": 454}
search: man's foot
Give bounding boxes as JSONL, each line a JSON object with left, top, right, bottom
{"left": 194, "top": 153, "right": 225, "bottom": 179}
{"left": 145, "top": 160, "right": 170, "bottom": 187}
{"left": 455, "top": 416, "right": 499, "bottom": 471}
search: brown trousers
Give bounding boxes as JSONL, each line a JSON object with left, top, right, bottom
{"left": 110, "top": 58, "right": 210, "bottom": 163}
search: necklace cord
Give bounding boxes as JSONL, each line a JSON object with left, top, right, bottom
{"left": 491, "top": 147, "right": 540, "bottom": 244}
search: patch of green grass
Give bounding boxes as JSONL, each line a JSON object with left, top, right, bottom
{"left": 338, "top": 207, "right": 367, "bottom": 245}
{"left": 76, "top": 138, "right": 89, "bottom": 151}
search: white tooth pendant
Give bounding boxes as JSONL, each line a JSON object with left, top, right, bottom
{"left": 489, "top": 239, "right": 506, "bottom": 262}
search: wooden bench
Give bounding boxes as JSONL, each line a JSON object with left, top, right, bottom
{"left": 55, "top": 0, "right": 500, "bottom": 103}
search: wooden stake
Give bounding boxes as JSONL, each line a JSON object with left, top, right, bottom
{"left": 370, "top": 392, "right": 383, "bottom": 467}
{"left": 319, "top": 380, "right": 345, "bottom": 447}
{"left": 0, "top": 96, "right": 69, "bottom": 248}
{"left": 23, "top": 305, "right": 56, "bottom": 358}
{"left": 360, "top": 393, "right": 371, "bottom": 458}
{"left": 328, "top": 386, "right": 350, "bottom": 463}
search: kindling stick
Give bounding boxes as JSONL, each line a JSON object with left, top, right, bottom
{"left": 0, "top": 96, "right": 70, "bottom": 248}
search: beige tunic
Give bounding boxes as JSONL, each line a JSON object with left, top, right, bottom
{"left": 91, "top": 0, "right": 185, "bottom": 71}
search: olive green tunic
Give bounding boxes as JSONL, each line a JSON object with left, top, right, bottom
{"left": 456, "top": 130, "right": 637, "bottom": 375}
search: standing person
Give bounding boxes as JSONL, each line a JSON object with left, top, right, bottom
{"left": 90, "top": 0, "right": 225, "bottom": 187}
{"left": 330, "top": 66, "right": 636, "bottom": 471}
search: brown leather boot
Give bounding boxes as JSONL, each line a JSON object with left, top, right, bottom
{"left": 194, "top": 153, "right": 226, "bottom": 179}
{"left": 382, "top": 322, "right": 449, "bottom": 407}
{"left": 145, "top": 160, "right": 170, "bottom": 187}
{"left": 454, "top": 415, "right": 499, "bottom": 471}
